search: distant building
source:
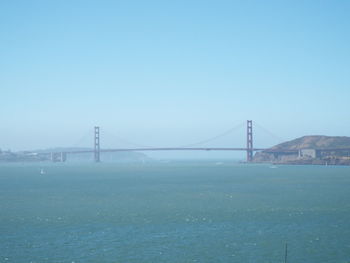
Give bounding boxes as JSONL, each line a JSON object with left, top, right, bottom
{"left": 298, "top": 149, "right": 317, "bottom": 159}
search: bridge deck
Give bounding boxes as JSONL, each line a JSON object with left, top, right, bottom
{"left": 42, "top": 147, "right": 350, "bottom": 155}
{"left": 40, "top": 147, "right": 267, "bottom": 155}
{"left": 53, "top": 147, "right": 350, "bottom": 155}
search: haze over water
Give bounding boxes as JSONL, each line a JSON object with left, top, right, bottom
{"left": 1, "top": 162, "right": 350, "bottom": 263}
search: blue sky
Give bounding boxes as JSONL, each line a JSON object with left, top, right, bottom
{"left": 1, "top": 0, "right": 350, "bottom": 158}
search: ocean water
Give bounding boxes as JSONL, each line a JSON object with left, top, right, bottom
{"left": 0, "top": 161, "right": 350, "bottom": 263}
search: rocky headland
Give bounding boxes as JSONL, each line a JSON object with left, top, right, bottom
{"left": 253, "top": 136, "right": 350, "bottom": 165}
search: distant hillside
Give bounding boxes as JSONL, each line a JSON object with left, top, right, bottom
{"left": 254, "top": 135, "right": 350, "bottom": 165}
{"left": 29, "top": 147, "right": 151, "bottom": 163}
{"left": 35, "top": 147, "right": 91, "bottom": 153}
{"left": 270, "top": 135, "right": 350, "bottom": 150}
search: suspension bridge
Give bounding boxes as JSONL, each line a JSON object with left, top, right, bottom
{"left": 38, "top": 120, "right": 294, "bottom": 163}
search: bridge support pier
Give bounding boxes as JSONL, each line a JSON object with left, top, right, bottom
{"left": 50, "top": 152, "right": 67, "bottom": 162}
{"left": 50, "top": 152, "right": 55, "bottom": 162}
{"left": 60, "top": 152, "right": 67, "bottom": 162}
{"left": 247, "top": 120, "right": 253, "bottom": 162}
{"left": 94, "top": 126, "right": 100, "bottom": 162}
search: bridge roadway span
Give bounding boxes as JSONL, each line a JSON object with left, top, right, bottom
{"left": 40, "top": 147, "right": 350, "bottom": 158}
{"left": 39, "top": 148, "right": 307, "bottom": 158}
{"left": 55, "top": 147, "right": 282, "bottom": 154}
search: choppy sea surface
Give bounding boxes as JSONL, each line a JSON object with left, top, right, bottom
{"left": 1, "top": 161, "right": 350, "bottom": 263}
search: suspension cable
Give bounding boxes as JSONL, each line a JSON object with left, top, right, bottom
{"left": 254, "top": 121, "right": 285, "bottom": 143}
{"left": 178, "top": 122, "right": 245, "bottom": 147}
{"left": 102, "top": 129, "right": 154, "bottom": 148}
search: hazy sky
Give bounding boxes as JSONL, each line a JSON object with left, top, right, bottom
{"left": 1, "top": 1, "right": 350, "bottom": 158}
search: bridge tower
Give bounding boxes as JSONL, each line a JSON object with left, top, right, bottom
{"left": 246, "top": 120, "right": 253, "bottom": 162}
{"left": 94, "top": 126, "right": 100, "bottom": 162}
